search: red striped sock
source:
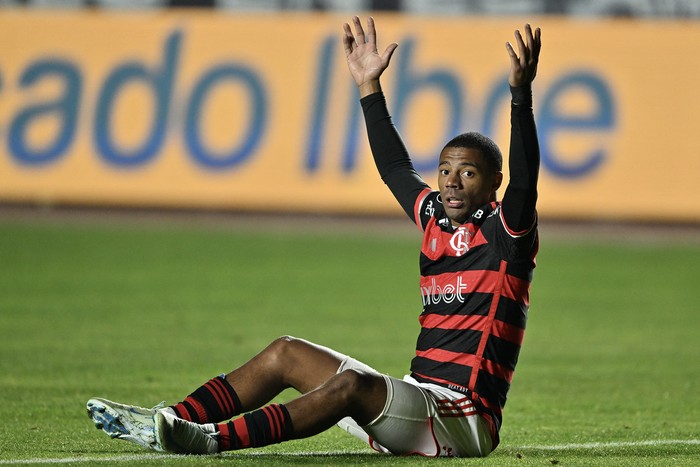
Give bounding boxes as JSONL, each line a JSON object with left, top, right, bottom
{"left": 169, "top": 375, "right": 241, "bottom": 423}
{"left": 217, "top": 404, "right": 293, "bottom": 451}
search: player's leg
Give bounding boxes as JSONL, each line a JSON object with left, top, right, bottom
{"left": 155, "top": 368, "right": 388, "bottom": 454}
{"left": 285, "top": 367, "right": 387, "bottom": 437}
{"left": 224, "top": 335, "right": 351, "bottom": 411}
{"left": 88, "top": 335, "right": 349, "bottom": 450}
{"left": 168, "top": 335, "right": 347, "bottom": 423}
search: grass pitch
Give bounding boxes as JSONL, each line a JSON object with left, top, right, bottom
{"left": 0, "top": 214, "right": 698, "bottom": 466}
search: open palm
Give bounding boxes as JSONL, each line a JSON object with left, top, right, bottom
{"left": 343, "top": 16, "right": 397, "bottom": 88}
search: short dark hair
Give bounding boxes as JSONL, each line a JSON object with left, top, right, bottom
{"left": 442, "top": 132, "right": 502, "bottom": 173}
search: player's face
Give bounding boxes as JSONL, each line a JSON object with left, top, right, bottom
{"left": 437, "top": 147, "right": 503, "bottom": 227}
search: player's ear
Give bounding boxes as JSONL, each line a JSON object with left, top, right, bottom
{"left": 491, "top": 171, "right": 503, "bottom": 192}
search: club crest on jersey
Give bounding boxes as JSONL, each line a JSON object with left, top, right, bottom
{"left": 449, "top": 226, "right": 471, "bottom": 256}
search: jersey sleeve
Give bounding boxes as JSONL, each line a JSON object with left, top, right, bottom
{"left": 414, "top": 189, "right": 440, "bottom": 232}
{"left": 500, "top": 85, "right": 540, "bottom": 236}
{"left": 361, "top": 92, "right": 431, "bottom": 224}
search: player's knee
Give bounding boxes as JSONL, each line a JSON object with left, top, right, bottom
{"left": 264, "top": 335, "right": 299, "bottom": 366}
{"left": 333, "top": 369, "right": 382, "bottom": 402}
{"left": 272, "top": 335, "right": 298, "bottom": 347}
{"left": 332, "top": 369, "right": 386, "bottom": 424}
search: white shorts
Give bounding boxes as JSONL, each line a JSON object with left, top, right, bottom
{"left": 336, "top": 357, "right": 493, "bottom": 457}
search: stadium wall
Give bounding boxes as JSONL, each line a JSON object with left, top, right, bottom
{"left": 1, "top": 11, "right": 699, "bottom": 222}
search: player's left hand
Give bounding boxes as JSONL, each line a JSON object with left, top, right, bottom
{"left": 506, "top": 24, "right": 542, "bottom": 87}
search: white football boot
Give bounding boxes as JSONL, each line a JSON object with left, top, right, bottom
{"left": 154, "top": 410, "right": 219, "bottom": 454}
{"left": 87, "top": 397, "right": 173, "bottom": 451}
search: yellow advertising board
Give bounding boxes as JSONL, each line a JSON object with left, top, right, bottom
{"left": 1, "top": 11, "right": 699, "bottom": 222}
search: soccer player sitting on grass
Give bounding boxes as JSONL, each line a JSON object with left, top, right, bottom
{"left": 87, "top": 16, "right": 542, "bottom": 457}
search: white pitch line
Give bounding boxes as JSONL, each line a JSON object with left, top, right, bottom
{"left": 0, "top": 451, "right": 369, "bottom": 464}
{"left": 0, "top": 453, "right": 181, "bottom": 464}
{"left": 512, "top": 439, "right": 700, "bottom": 451}
{"left": 1, "top": 441, "right": 698, "bottom": 464}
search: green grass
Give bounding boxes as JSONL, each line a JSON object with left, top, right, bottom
{"left": 0, "top": 217, "right": 699, "bottom": 466}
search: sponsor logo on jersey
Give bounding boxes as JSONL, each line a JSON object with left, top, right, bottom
{"left": 421, "top": 276, "right": 468, "bottom": 306}
{"left": 424, "top": 199, "right": 435, "bottom": 217}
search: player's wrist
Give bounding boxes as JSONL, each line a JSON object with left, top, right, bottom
{"left": 510, "top": 84, "right": 533, "bottom": 106}
{"left": 359, "top": 79, "right": 382, "bottom": 98}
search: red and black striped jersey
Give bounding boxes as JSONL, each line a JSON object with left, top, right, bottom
{"left": 360, "top": 85, "right": 540, "bottom": 447}
{"left": 409, "top": 188, "right": 538, "bottom": 435}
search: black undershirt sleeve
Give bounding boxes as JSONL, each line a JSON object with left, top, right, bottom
{"left": 502, "top": 85, "right": 540, "bottom": 233}
{"left": 360, "top": 92, "right": 430, "bottom": 223}
{"left": 361, "top": 87, "right": 539, "bottom": 231}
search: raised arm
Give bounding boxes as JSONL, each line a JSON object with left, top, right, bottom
{"left": 343, "top": 17, "right": 429, "bottom": 223}
{"left": 501, "top": 25, "right": 542, "bottom": 233}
